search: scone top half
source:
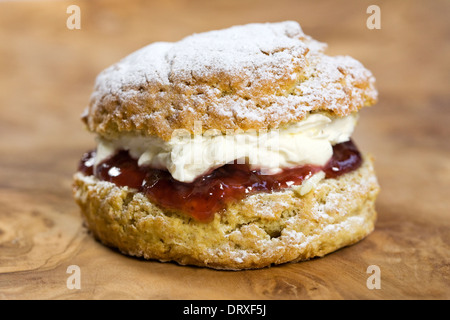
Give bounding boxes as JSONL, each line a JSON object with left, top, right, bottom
{"left": 79, "top": 21, "right": 377, "bottom": 216}
{"left": 84, "top": 21, "right": 376, "bottom": 141}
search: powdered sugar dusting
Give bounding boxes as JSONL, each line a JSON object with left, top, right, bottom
{"left": 170, "top": 21, "right": 307, "bottom": 83}
{"left": 94, "top": 42, "right": 173, "bottom": 95}
{"left": 94, "top": 21, "right": 309, "bottom": 96}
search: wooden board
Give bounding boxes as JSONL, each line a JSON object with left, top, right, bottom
{"left": 0, "top": 0, "right": 449, "bottom": 300}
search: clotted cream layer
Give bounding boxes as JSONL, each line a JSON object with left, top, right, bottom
{"left": 94, "top": 113, "right": 358, "bottom": 183}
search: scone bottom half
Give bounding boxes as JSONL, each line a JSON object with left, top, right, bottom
{"left": 73, "top": 21, "right": 379, "bottom": 270}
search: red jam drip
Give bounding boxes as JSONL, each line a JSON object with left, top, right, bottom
{"left": 78, "top": 140, "right": 362, "bottom": 222}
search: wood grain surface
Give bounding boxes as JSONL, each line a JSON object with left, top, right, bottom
{"left": 0, "top": 0, "right": 449, "bottom": 300}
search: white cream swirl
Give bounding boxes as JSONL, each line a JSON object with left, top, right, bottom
{"left": 94, "top": 113, "right": 358, "bottom": 183}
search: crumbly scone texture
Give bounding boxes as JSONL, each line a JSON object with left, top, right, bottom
{"left": 83, "top": 21, "right": 378, "bottom": 141}
{"left": 72, "top": 156, "right": 380, "bottom": 270}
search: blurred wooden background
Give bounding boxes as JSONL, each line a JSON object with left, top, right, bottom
{"left": 0, "top": 0, "right": 449, "bottom": 299}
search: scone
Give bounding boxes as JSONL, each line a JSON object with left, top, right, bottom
{"left": 73, "top": 21, "right": 380, "bottom": 270}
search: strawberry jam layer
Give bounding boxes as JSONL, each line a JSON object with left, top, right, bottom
{"left": 78, "top": 140, "right": 362, "bottom": 222}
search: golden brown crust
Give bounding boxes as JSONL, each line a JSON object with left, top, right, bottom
{"left": 72, "top": 156, "right": 380, "bottom": 270}
{"left": 83, "top": 21, "right": 377, "bottom": 141}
